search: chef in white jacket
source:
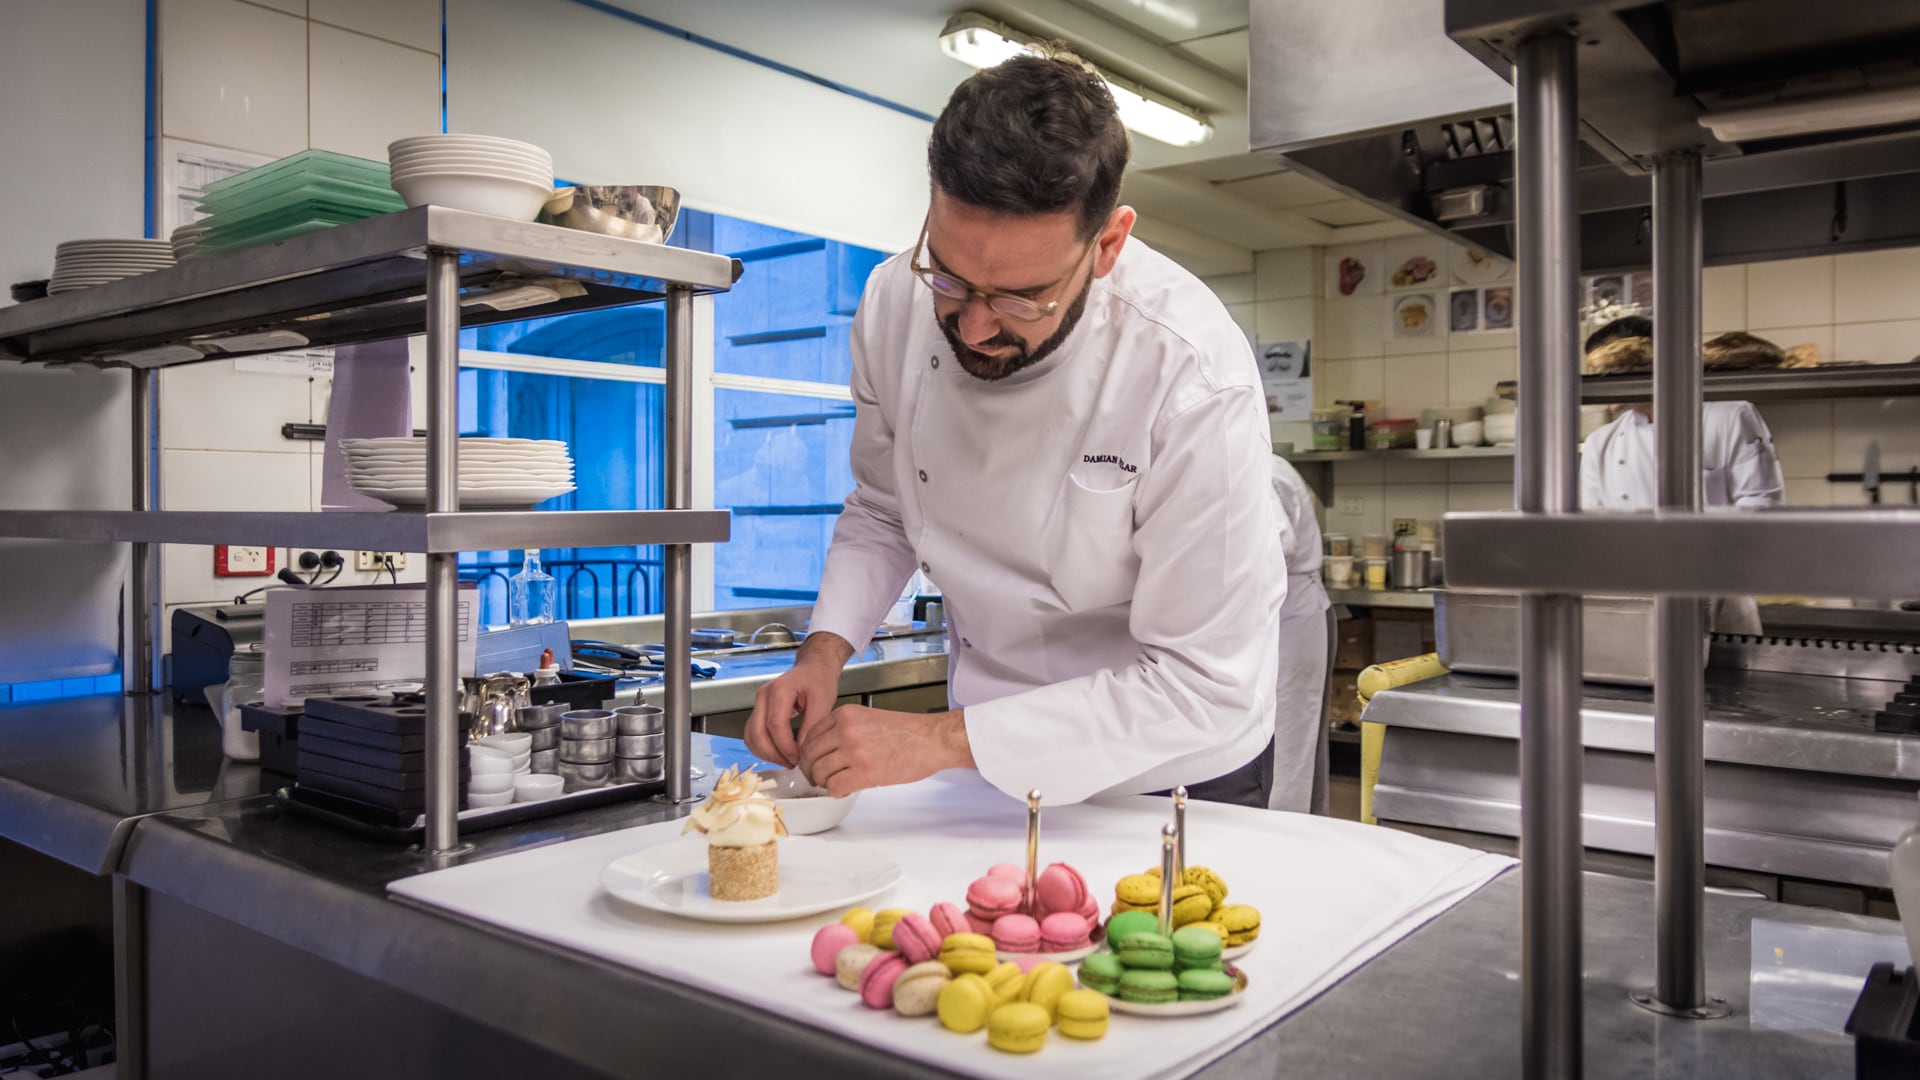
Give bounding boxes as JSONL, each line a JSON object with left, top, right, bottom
{"left": 1269, "top": 457, "right": 1334, "bottom": 813}
{"left": 743, "top": 50, "right": 1284, "bottom": 807}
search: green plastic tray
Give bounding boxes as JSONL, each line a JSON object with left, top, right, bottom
{"left": 202, "top": 148, "right": 390, "bottom": 199}
{"left": 200, "top": 203, "right": 400, "bottom": 252}
{"left": 199, "top": 172, "right": 400, "bottom": 218}
{"left": 199, "top": 215, "right": 387, "bottom": 254}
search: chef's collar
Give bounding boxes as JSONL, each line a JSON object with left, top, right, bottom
{"left": 943, "top": 276, "right": 1107, "bottom": 391}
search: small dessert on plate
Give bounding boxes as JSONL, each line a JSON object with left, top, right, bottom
{"left": 682, "top": 765, "right": 787, "bottom": 900}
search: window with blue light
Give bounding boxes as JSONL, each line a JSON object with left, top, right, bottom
{"left": 454, "top": 210, "right": 888, "bottom": 625}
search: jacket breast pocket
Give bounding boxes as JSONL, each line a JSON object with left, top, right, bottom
{"left": 1044, "top": 470, "right": 1140, "bottom": 612}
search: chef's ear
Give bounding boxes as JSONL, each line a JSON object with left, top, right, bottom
{"left": 1092, "top": 206, "right": 1136, "bottom": 279}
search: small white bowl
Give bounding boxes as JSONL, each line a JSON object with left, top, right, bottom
{"left": 392, "top": 173, "right": 551, "bottom": 221}
{"left": 762, "top": 769, "right": 858, "bottom": 834}
{"left": 470, "top": 746, "right": 514, "bottom": 774}
{"left": 478, "top": 733, "right": 532, "bottom": 756}
{"left": 513, "top": 774, "right": 564, "bottom": 803}
{"left": 469, "top": 772, "right": 514, "bottom": 795}
{"left": 467, "top": 788, "right": 514, "bottom": 808}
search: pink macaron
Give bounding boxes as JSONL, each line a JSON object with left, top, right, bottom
{"left": 987, "top": 862, "right": 1025, "bottom": 880}
{"left": 929, "top": 902, "right": 970, "bottom": 941}
{"left": 892, "top": 912, "right": 942, "bottom": 965}
{"left": 1035, "top": 862, "right": 1088, "bottom": 916}
{"left": 966, "top": 875, "right": 1024, "bottom": 922}
{"left": 1039, "top": 911, "right": 1091, "bottom": 953}
{"left": 858, "top": 951, "right": 909, "bottom": 1009}
{"left": 810, "top": 923, "right": 861, "bottom": 976}
{"left": 991, "top": 913, "right": 1041, "bottom": 954}
{"left": 966, "top": 912, "right": 997, "bottom": 936}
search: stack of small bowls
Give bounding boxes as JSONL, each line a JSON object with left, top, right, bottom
{"left": 558, "top": 709, "right": 616, "bottom": 792}
{"left": 613, "top": 705, "right": 665, "bottom": 783}
{"left": 468, "top": 732, "right": 531, "bottom": 807}
{"left": 515, "top": 702, "right": 568, "bottom": 774}
{"left": 388, "top": 134, "right": 556, "bottom": 222}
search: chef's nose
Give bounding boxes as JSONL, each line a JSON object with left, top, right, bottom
{"left": 956, "top": 296, "right": 1004, "bottom": 347}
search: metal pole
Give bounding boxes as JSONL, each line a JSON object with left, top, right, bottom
{"left": 1636, "top": 149, "right": 1730, "bottom": 1020}
{"left": 127, "top": 368, "right": 162, "bottom": 695}
{"left": 659, "top": 285, "right": 697, "bottom": 803}
{"left": 1515, "top": 29, "right": 1584, "bottom": 1080}
{"left": 112, "top": 875, "right": 148, "bottom": 1079}
{"left": 423, "top": 251, "right": 465, "bottom": 854}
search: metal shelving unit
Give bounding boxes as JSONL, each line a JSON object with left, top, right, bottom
{"left": 1491, "top": 362, "right": 1920, "bottom": 405}
{"left": 1278, "top": 444, "right": 1514, "bottom": 505}
{"left": 0, "top": 208, "right": 742, "bottom": 856}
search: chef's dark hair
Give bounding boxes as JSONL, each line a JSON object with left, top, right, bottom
{"left": 1584, "top": 315, "right": 1653, "bottom": 355}
{"left": 927, "top": 47, "right": 1130, "bottom": 241}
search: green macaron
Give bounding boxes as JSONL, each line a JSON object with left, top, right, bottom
{"left": 1170, "top": 925, "right": 1224, "bottom": 972}
{"left": 1177, "top": 968, "right": 1237, "bottom": 1001}
{"left": 1115, "top": 932, "right": 1175, "bottom": 971}
{"left": 1118, "top": 969, "right": 1179, "bottom": 1005}
{"left": 1077, "top": 952, "right": 1125, "bottom": 996}
{"left": 1105, "top": 910, "right": 1159, "bottom": 950}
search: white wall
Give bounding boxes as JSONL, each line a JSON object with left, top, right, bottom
{"left": 0, "top": 0, "right": 146, "bottom": 682}
{"left": 154, "top": 0, "right": 442, "bottom": 640}
{"left": 445, "top": 0, "right": 933, "bottom": 254}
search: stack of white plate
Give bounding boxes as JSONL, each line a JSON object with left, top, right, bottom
{"left": 169, "top": 222, "right": 211, "bottom": 261}
{"left": 340, "top": 437, "right": 576, "bottom": 510}
{"left": 388, "top": 135, "right": 555, "bottom": 221}
{"left": 49, "top": 238, "right": 175, "bottom": 294}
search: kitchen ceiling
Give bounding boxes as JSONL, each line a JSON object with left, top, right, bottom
{"left": 583, "top": 0, "right": 1412, "bottom": 273}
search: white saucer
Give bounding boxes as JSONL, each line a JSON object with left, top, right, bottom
{"left": 600, "top": 835, "right": 901, "bottom": 923}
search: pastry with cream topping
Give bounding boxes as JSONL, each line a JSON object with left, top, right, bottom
{"left": 683, "top": 765, "right": 787, "bottom": 900}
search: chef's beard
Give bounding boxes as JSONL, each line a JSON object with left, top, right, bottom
{"left": 939, "top": 274, "right": 1093, "bottom": 382}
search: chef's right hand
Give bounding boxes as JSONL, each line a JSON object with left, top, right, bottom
{"left": 744, "top": 631, "right": 854, "bottom": 768}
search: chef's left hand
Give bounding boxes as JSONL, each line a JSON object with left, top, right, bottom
{"left": 797, "top": 705, "right": 974, "bottom": 797}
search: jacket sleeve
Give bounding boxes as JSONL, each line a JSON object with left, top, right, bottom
{"left": 805, "top": 289, "right": 919, "bottom": 655}
{"left": 962, "top": 384, "right": 1284, "bottom": 804}
{"left": 1725, "top": 403, "right": 1785, "bottom": 510}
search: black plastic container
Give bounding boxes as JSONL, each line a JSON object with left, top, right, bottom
{"left": 1846, "top": 963, "right": 1920, "bottom": 1077}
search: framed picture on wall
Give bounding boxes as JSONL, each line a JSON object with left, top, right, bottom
{"left": 1484, "top": 287, "right": 1514, "bottom": 330}
{"left": 1450, "top": 289, "right": 1480, "bottom": 333}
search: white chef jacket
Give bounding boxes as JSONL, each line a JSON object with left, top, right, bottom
{"left": 1580, "top": 401, "right": 1783, "bottom": 634}
{"left": 1269, "top": 457, "right": 1332, "bottom": 813}
{"left": 1579, "top": 402, "right": 1784, "bottom": 512}
{"left": 808, "top": 239, "right": 1284, "bottom": 805}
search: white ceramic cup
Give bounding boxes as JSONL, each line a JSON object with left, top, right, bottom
{"left": 478, "top": 732, "right": 532, "bottom": 756}
{"left": 1415, "top": 428, "right": 1434, "bottom": 450}
{"left": 513, "top": 774, "right": 565, "bottom": 802}
{"left": 467, "top": 788, "right": 515, "bottom": 808}
{"left": 469, "top": 772, "right": 514, "bottom": 795}
{"left": 470, "top": 746, "right": 514, "bottom": 774}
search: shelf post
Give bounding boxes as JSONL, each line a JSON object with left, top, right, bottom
{"left": 660, "top": 285, "right": 698, "bottom": 804}
{"left": 1635, "top": 148, "right": 1729, "bottom": 1020}
{"left": 423, "top": 250, "right": 465, "bottom": 855}
{"left": 1515, "top": 28, "right": 1585, "bottom": 1080}
{"left": 126, "top": 368, "right": 163, "bottom": 695}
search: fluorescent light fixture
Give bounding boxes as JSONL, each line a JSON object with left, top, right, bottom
{"left": 1699, "top": 83, "right": 1920, "bottom": 143}
{"left": 937, "top": 13, "right": 1213, "bottom": 148}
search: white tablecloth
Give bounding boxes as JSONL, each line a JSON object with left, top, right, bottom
{"left": 391, "top": 773, "right": 1512, "bottom": 1079}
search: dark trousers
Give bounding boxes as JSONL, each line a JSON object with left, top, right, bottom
{"left": 1150, "top": 737, "right": 1274, "bottom": 809}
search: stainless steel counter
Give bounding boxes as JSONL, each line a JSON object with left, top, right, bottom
{"left": 1365, "top": 671, "right": 1920, "bottom": 888}
{"left": 115, "top": 744, "right": 1883, "bottom": 1079}
{"left": 1327, "top": 586, "right": 1438, "bottom": 610}
{"left": 627, "top": 632, "right": 950, "bottom": 716}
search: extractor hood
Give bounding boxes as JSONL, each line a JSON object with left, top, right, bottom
{"left": 1250, "top": 0, "right": 1920, "bottom": 270}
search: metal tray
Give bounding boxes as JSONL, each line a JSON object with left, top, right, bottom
{"left": 1436, "top": 591, "right": 1657, "bottom": 686}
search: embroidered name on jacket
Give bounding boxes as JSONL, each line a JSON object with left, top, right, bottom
{"left": 1081, "top": 454, "right": 1138, "bottom": 474}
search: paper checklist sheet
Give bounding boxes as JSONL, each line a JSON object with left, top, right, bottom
{"left": 262, "top": 584, "right": 479, "bottom": 706}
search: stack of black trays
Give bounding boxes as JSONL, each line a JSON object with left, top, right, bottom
{"left": 291, "top": 695, "right": 474, "bottom": 827}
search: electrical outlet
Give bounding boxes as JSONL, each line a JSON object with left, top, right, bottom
{"left": 356, "top": 551, "right": 408, "bottom": 573}
{"left": 1392, "top": 518, "right": 1417, "bottom": 536}
{"left": 214, "top": 546, "right": 273, "bottom": 576}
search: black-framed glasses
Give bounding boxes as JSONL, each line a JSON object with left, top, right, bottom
{"left": 908, "top": 222, "right": 1097, "bottom": 323}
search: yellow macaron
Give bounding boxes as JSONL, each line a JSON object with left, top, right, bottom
{"left": 1110, "top": 898, "right": 1157, "bottom": 919}
{"left": 1055, "top": 989, "right": 1111, "bottom": 1040}
{"left": 1183, "top": 865, "right": 1229, "bottom": 907}
{"left": 1114, "top": 873, "right": 1163, "bottom": 907}
{"left": 937, "top": 973, "right": 995, "bottom": 1034}
{"left": 1020, "top": 962, "right": 1076, "bottom": 1022}
{"left": 1170, "top": 883, "right": 1213, "bottom": 927}
{"left": 870, "top": 907, "right": 912, "bottom": 950}
{"left": 939, "top": 932, "right": 997, "bottom": 976}
{"left": 1184, "top": 920, "right": 1230, "bottom": 946}
{"left": 1215, "top": 903, "right": 1262, "bottom": 945}
{"left": 839, "top": 907, "right": 876, "bottom": 944}
{"left": 987, "top": 1002, "right": 1051, "bottom": 1054}
{"left": 984, "top": 960, "right": 1026, "bottom": 1005}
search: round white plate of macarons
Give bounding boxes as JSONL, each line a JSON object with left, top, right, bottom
{"left": 997, "top": 943, "right": 1098, "bottom": 963}
{"left": 1103, "top": 963, "right": 1250, "bottom": 1018}
{"left": 601, "top": 836, "right": 901, "bottom": 923}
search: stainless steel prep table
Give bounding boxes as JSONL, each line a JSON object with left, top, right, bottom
{"left": 108, "top": 734, "right": 1872, "bottom": 1079}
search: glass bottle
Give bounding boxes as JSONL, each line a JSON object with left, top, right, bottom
{"left": 508, "top": 549, "right": 557, "bottom": 627}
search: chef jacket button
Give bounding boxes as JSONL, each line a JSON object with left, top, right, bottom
{"left": 920, "top": 562, "right": 931, "bottom": 574}
{"left": 930, "top": 355, "right": 940, "bottom": 369}
{"left": 918, "top": 469, "right": 928, "bottom": 482}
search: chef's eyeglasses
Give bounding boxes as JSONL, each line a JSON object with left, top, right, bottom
{"left": 909, "top": 224, "right": 1098, "bottom": 323}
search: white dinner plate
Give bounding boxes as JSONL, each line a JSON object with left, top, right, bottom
{"left": 350, "top": 482, "right": 573, "bottom": 498}
{"left": 349, "top": 466, "right": 574, "bottom": 476}
{"left": 599, "top": 835, "right": 902, "bottom": 924}
{"left": 340, "top": 437, "right": 564, "bottom": 448}
{"left": 345, "top": 453, "right": 573, "bottom": 465}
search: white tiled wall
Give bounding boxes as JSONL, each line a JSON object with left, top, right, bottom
{"left": 156, "top": 0, "right": 441, "bottom": 638}
{"left": 1199, "top": 241, "right": 1920, "bottom": 536}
